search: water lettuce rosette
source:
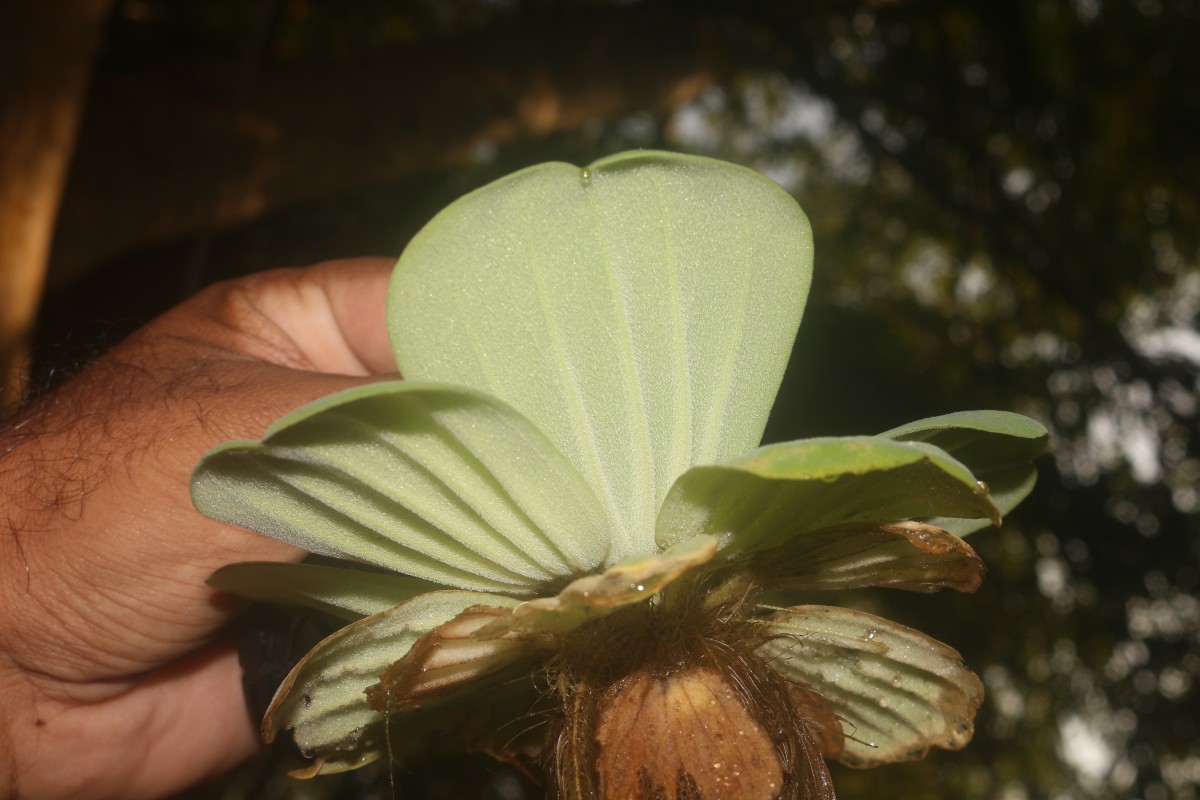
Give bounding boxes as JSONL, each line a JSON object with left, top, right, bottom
{"left": 191, "top": 151, "right": 1047, "bottom": 799}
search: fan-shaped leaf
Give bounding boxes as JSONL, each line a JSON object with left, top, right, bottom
{"left": 656, "top": 437, "right": 999, "bottom": 555}
{"left": 263, "top": 590, "right": 517, "bottom": 772}
{"left": 760, "top": 605, "right": 983, "bottom": 766}
{"left": 192, "top": 382, "right": 611, "bottom": 594}
{"left": 880, "top": 410, "right": 1048, "bottom": 535}
{"left": 749, "top": 521, "right": 985, "bottom": 594}
{"left": 207, "top": 561, "right": 443, "bottom": 622}
{"left": 389, "top": 151, "right": 813, "bottom": 560}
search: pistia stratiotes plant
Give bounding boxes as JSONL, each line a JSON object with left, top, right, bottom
{"left": 191, "top": 151, "right": 1048, "bottom": 799}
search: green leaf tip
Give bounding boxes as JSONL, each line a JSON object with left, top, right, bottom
{"left": 881, "top": 410, "right": 1050, "bottom": 535}
{"left": 656, "top": 436, "right": 1001, "bottom": 554}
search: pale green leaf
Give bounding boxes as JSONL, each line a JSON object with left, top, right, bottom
{"left": 389, "top": 151, "right": 813, "bottom": 561}
{"left": 207, "top": 561, "right": 443, "bottom": 622}
{"left": 881, "top": 410, "right": 1048, "bottom": 535}
{"left": 263, "top": 590, "right": 517, "bottom": 769}
{"left": 656, "top": 437, "right": 999, "bottom": 555}
{"left": 191, "top": 382, "right": 612, "bottom": 594}
{"left": 759, "top": 605, "right": 983, "bottom": 766}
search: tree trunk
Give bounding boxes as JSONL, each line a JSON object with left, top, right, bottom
{"left": 0, "top": 0, "right": 113, "bottom": 411}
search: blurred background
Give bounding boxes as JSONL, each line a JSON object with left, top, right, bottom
{"left": 2, "top": 1, "right": 1197, "bottom": 798}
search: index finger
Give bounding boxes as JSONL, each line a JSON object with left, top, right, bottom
{"left": 177, "top": 257, "right": 400, "bottom": 377}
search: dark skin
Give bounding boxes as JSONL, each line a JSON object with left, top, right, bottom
{"left": 0, "top": 258, "right": 397, "bottom": 799}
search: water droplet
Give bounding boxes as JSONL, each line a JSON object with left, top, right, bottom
{"left": 865, "top": 628, "right": 878, "bottom": 641}
{"left": 976, "top": 480, "right": 990, "bottom": 495}
{"left": 636, "top": 584, "right": 645, "bottom": 592}
{"left": 580, "top": 167, "right": 592, "bottom": 185}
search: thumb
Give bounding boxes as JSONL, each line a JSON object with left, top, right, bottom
{"left": 0, "top": 259, "right": 401, "bottom": 798}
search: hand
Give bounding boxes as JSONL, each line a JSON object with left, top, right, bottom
{"left": 0, "top": 258, "right": 397, "bottom": 800}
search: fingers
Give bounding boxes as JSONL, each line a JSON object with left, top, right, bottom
{"left": 0, "top": 257, "right": 408, "bottom": 798}
{"left": 0, "top": 259, "right": 403, "bottom": 681}
{"left": 165, "top": 257, "right": 398, "bottom": 377}
{"left": 286, "top": 257, "right": 399, "bottom": 375}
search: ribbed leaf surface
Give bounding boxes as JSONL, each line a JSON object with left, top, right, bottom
{"left": 760, "top": 605, "right": 983, "bottom": 766}
{"left": 192, "top": 382, "right": 611, "bottom": 593}
{"left": 389, "top": 151, "right": 813, "bottom": 560}
{"left": 207, "top": 561, "right": 443, "bottom": 622}
{"left": 263, "top": 590, "right": 516, "bottom": 771}
{"left": 656, "top": 437, "right": 999, "bottom": 555}
{"left": 749, "top": 521, "right": 985, "bottom": 594}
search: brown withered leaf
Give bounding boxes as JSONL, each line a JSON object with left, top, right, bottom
{"left": 753, "top": 520, "right": 985, "bottom": 594}
{"left": 595, "top": 665, "right": 785, "bottom": 800}
{"left": 366, "top": 604, "right": 527, "bottom": 712}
